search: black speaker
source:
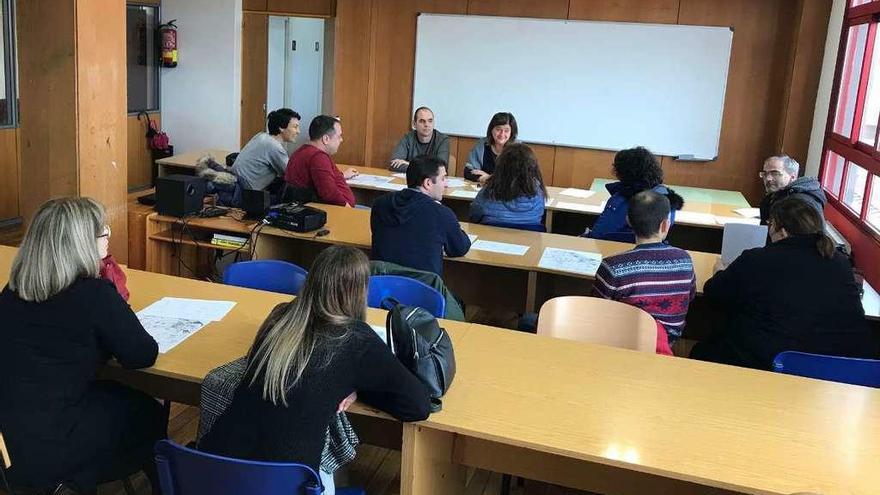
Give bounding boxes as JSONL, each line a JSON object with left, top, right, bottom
{"left": 242, "top": 188, "right": 270, "bottom": 219}
{"left": 156, "top": 174, "right": 206, "bottom": 217}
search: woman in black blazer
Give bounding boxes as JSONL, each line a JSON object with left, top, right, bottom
{"left": 690, "top": 196, "right": 876, "bottom": 370}
{"left": 0, "top": 198, "right": 165, "bottom": 495}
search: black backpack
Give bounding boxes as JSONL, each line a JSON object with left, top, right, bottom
{"left": 384, "top": 300, "right": 456, "bottom": 412}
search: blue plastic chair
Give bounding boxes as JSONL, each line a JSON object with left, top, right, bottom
{"left": 367, "top": 275, "right": 446, "bottom": 318}
{"left": 482, "top": 221, "right": 546, "bottom": 232}
{"left": 223, "top": 260, "right": 308, "bottom": 295}
{"left": 154, "top": 440, "right": 364, "bottom": 495}
{"left": 772, "top": 351, "right": 880, "bottom": 388}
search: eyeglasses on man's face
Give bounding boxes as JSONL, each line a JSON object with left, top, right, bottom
{"left": 758, "top": 170, "right": 784, "bottom": 179}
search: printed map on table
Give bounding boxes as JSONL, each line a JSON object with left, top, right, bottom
{"left": 538, "top": 247, "right": 603, "bottom": 276}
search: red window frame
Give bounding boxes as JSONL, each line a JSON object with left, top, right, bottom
{"left": 821, "top": 3, "right": 880, "bottom": 240}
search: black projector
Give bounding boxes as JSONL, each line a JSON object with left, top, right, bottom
{"left": 265, "top": 203, "right": 327, "bottom": 233}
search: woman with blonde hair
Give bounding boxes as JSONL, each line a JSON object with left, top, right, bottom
{"left": 200, "top": 245, "right": 430, "bottom": 493}
{"left": 0, "top": 197, "right": 164, "bottom": 495}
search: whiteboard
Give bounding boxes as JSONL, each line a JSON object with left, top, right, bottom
{"left": 412, "top": 14, "right": 733, "bottom": 159}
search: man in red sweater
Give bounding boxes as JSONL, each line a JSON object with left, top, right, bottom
{"left": 285, "top": 115, "right": 359, "bottom": 206}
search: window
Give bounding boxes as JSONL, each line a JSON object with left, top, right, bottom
{"left": 820, "top": 1, "right": 880, "bottom": 242}
{"left": 127, "top": 4, "right": 160, "bottom": 113}
{"left": 0, "top": 0, "right": 17, "bottom": 127}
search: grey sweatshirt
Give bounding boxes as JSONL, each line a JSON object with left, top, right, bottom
{"left": 388, "top": 130, "right": 450, "bottom": 171}
{"left": 232, "top": 132, "right": 290, "bottom": 190}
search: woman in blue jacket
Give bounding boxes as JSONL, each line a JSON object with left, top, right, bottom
{"left": 469, "top": 143, "right": 546, "bottom": 227}
{"left": 586, "top": 146, "right": 683, "bottom": 243}
{"left": 464, "top": 112, "right": 517, "bottom": 184}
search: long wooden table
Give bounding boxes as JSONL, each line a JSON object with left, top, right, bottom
{"left": 143, "top": 205, "right": 720, "bottom": 315}
{"left": 3, "top": 244, "right": 877, "bottom": 494}
{"left": 154, "top": 149, "right": 756, "bottom": 251}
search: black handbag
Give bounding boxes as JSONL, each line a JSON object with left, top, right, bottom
{"left": 384, "top": 299, "right": 456, "bottom": 412}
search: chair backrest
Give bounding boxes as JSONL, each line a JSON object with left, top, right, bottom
{"left": 772, "top": 351, "right": 880, "bottom": 387}
{"left": 223, "top": 260, "right": 308, "bottom": 295}
{"left": 536, "top": 296, "right": 657, "bottom": 352}
{"left": 482, "top": 221, "right": 546, "bottom": 232}
{"left": 368, "top": 275, "right": 446, "bottom": 318}
{"left": 154, "top": 440, "right": 322, "bottom": 495}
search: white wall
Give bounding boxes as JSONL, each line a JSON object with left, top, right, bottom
{"left": 161, "top": 0, "right": 242, "bottom": 152}
{"left": 805, "top": 0, "right": 847, "bottom": 178}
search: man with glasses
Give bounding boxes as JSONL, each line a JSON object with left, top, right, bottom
{"left": 758, "top": 155, "right": 826, "bottom": 225}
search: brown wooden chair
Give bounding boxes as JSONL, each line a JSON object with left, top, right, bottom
{"left": 536, "top": 296, "right": 658, "bottom": 353}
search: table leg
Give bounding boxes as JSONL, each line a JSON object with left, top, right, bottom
{"left": 400, "top": 424, "right": 466, "bottom": 495}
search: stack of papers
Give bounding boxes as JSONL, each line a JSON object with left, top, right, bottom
{"left": 374, "top": 182, "right": 406, "bottom": 191}
{"left": 555, "top": 201, "right": 606, "bottom": 214}
{"left": 558, "top": 188, "right": 595, "bottom": 199}
{"left": 674, "top": 210, "right": 716, "bottom": 225}
{"left": 715, "top": 216, "right": 760, "bottom": 226}
{"left": 734, "top": 207, "right": 761, "bottom": 218}
{"left": 347, "top": 174, "right": 395, "bottom": 186}
{"left": 470, "top": 240, "right": 530, "bottom": 256}
{"left": 137, "top": 297, "right": 236, "bottom": 353}
{"left": 545, "top": 198, "right": 556, "bottom": 207}
{"left": 391, "top": 172, "right": 407, "bottom": 179}
{"left": 538, "top": 247, "right": 603, "bottom": 276}
{"left": 445, "top": 178, "right": 466, "bottom": 188}
{"left": 449, "top": 189, "right": 478, "bottom": 199}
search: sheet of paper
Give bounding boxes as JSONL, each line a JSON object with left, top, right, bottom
{"left": 545, "top": 198, "right": 556, "bottom": 207}
{"left": 674, "top": 210, "right": 716, "bottom": 225}
{"left": 538, "top": 247, "right": 603, "bottom": 276}
{"left": 714, "top": 215, "right": 760, "bottom": 226}
{"left": 734, "top": 207, "right": 761, "bottom": 218}
{"left": 721, "top": 223, "right": 768, "bottom": 265}
{"left": 467, "top": 234, "right": 478, "bottom": 243}
{"left": 374, "top": 182, "right": 406, "bottom": 191}
{"left": 370, "top": 324, "right": 387, "bottom": 344}
{"left": 555, "top": 201, "right": 605, "bottom": 214}
{"left": 347, "top": 174, "right": 395, "bottom": 186}
{"left": 391, "top": 172, "right": 407, "bottom": 179}
{"left": 470, "top": 239, "right": 530, "bottom": 256}
{"left": 558, "top": 188, "right": 595, "bottom": 199}
{"left": 138, "top": 297, "right": 236, "bottom": 323}
{"left": 445, "top": 178, "right": 466, "bottom": 188}
{"left": 136, "top": 314, "right": 206, "bottom": 353}
{"left": 448, "top": 189, "right": 478, "bottom": 199}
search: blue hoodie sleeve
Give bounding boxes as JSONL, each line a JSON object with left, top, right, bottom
{"left": 441, "top": 206, "right": 471, "bottom": 257}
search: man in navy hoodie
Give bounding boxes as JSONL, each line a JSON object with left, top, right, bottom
{"left": 371, "top": 155, "right": 471, "bottom": 276}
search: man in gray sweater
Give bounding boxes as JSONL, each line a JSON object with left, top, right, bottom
{"left": 233, "top": 108, "right": 301, "bottom": 191}
{"left": 388, "top": 106, "right": 450, "bottom": 172}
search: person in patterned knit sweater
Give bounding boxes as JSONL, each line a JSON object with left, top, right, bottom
{"left": 592, "top": 190, "right": 696, "bottom": 347}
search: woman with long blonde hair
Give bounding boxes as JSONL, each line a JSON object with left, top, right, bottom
{"left": 200, "top": 246, "right": 430, "bottom": 493}
{"left": 0, "top": 197, "right": 164, "bottom": 495}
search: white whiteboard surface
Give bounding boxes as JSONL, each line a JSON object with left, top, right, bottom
{"left": 412, "top": 14, "right": 733, "bottom": 159}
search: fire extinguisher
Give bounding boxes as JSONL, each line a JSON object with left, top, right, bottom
{"left": 158, "top": 20, "right": 178, "bottom": 68}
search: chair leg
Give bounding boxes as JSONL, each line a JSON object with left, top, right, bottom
{"left": 0, "top": 465, "right": 14, "bottom": 495}
{"left": 500, "top": 473, "right": 512, "bottom": 495}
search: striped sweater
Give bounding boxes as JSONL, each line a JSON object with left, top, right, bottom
{"left": 592, "top": 242, "right": 696, "bottom": 342}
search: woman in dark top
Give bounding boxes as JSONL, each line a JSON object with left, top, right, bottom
{"left": 199, "top": 246, "right": 430, "bottom": 491}
{"left": 585, "top": 146, "right": 684, "bottom": 243}
{"left": 0, "top": 197, "right": 164, "bottom": 495}
{"left": 690, "top": 197, "right": 876, "bottom": 370}
{"left": 464, "top": 112, "right": 517, "bottom": 184}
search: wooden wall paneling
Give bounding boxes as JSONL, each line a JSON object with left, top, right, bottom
{"left": 266, "top": 0, "right": 336, "bottom": 17}
{"left": 128, "top": 113, "right": 160, "bottom": 190}
{"left": 332, "top": 0, "right": 374, "bottom": 165}
{"left": 530, "top": 144, "right": 557, "bottom": 188}
{"left": 17, "top": 0, "right": 79, "bottom": 222}
{"left": 241, "top": 13, "right": 269, "bottom": 147}
{"left": 364, "top": 0, "right": 469, "bottom": 168}
{"left": 447, "top": 136, "right": 460, "bottom": 176}
{"left": 567, "top": 0, "right": 680, "bottom": 23}
{"left": 76, "top": 0, "right": 129, "bottom": 261}
{"left": 552, "top": 148, "right": 616, "bottom": 189}
{"left": 671, "top": 0, "right": 799, "bottom": 205}
{"left": 779, "top": 0, "right": 833, "bottom": 167}
{"left": 456, "top": 137, "right": 478, "bottom": 175}
{"left": 466, "top": 0, "right": 570, "bottom": 19}
{"left": 243, "top": 0, "right": 269, "bottom": 11}
{"left": 0, "top": 128, "right": 19, "bottom": 221}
